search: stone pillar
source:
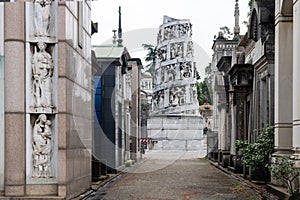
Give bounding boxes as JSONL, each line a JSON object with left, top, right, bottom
{"left": 0, "top": 3, "right": 4, "bottom": 193}
{"left": 4, "top": 2, "right": 26, "bottom": 196}
{"left": 293, "top": 0, "right": 300, "bottom": 152}
{"left": 230, "top": 97, "right": 236, "bottom": 155}
{"left": 274, "top": 10, "right": 293, "bottom": 154}
{"left": 131, "top": 61, "right": 140, "bottom": 161}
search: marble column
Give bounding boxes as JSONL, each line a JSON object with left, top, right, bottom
{"left": 274, "top": 9, "right": 293, "bottom": 154}
{"left": 293, "top": 0, "right": 300, "bottom": 152}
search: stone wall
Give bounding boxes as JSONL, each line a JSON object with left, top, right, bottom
{"left": 56, "top": 1, "right": 92, "bottom": 198}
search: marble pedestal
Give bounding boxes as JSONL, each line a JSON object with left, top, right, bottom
{"left": 147, "top": 115, "right": 204, "bottom": 151}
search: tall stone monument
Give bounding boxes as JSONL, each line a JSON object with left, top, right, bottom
{"left": 147, "top": 16, "right": 204, "bottom": 151}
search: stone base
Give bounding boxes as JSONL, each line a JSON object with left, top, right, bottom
{"left": 153, "top": 139, "right": 206, "bottom": 150}
{"left": 147, "top": 115, "right": 205, "bottom": 153}
{"left": 147, "top": 115, "right": 203, "bottom": 140}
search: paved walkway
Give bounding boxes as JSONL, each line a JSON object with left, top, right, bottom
{"left": 87, "top": 150, "right": 260, "bottom": 200}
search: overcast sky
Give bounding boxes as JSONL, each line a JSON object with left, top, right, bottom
{"left": 91, "top": 0, "right": 250, "bottom": 75}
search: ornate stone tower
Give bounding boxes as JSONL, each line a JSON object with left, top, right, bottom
{"left": 147, "top": 16, "right": 203, "bottom": 151}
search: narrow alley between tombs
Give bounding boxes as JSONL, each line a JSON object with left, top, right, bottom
{"left": 85, "top": 150, "right": 261, "bottom": 200}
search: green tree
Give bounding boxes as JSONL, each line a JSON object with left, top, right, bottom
{"left": 196, "top": 81, "right": 211, "bottom": 105}
{"left": 142, "top": 44, "right": 157, "bottom": 75}
{"left": 196, "top": 64, "right": 212, "bottom": 105}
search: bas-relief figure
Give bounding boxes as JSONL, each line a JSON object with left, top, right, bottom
{"left": 186, "top": 41, "right": 194, "bottom": 57}
{"left": 32, "top": 114, "right": 53, "bottom": 178}
{"left": 180, "top": 62, "right": 192, "bottom": 79}
{"left": 34, "top": 0, "right": 53, "bottom": 36}
{"left": 170, "top": 43, "right": 184, "bottom": 59}
{"left": 190, "top": 84, "right": 198, "bottom": 103}
{"left": 157, "top": 47, "right": 167, "bottom": 62}
{"left": 32, "top": 42, "right": 53, "bottom": 109}
{"left": 162, "top": 23, "right": 192, "bottom": 41}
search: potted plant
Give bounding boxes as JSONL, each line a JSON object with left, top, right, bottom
{"left": 236, "top": 126, "right": 274, "bottom": 182}
{"left": 235, "top": 140, "right": 249, "bottom": 177}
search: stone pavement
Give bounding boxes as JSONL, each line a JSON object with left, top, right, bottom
{"left": 84, "top": 150, "right": 262, "bottom": 200}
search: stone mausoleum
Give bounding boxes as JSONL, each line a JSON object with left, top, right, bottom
{"left": 0, "top": 1, "right": 93, "bottom": 199}
{"left": 147, "top": 16, "right": 204, "bottom": 151}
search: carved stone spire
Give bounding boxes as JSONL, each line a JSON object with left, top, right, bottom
{"left": 117, "top": 6, "right": 123, "bottom": 47}
{"left": 233, "top": 0, "right": 240, "bottom": 40}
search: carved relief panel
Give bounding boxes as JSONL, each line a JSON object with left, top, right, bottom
{"left": 32, "top": 114, "right": 53, "bottom": 178}
{"left": 161, "top": 23, "right": 192, "bottom": 42}
{"left": 31, "top": 42, "right": 55, "bottom": 113}
{"left": 169, "top": 86, "right": 186, "bottom": 107}
{"left": 180, "top": 62, "right": 192, "bottom": 79}
{"left": 32, "top": 0, "right": 56, "bottom": 38}
{"left": 26, "top": 1, "right": 57, "bottom": 183}
{"left": 170, "top": 42, "right": 184, "bottom": 59}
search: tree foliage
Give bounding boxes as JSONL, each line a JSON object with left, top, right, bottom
{"left": 236, "top": 126, "right": 274, "bottom": 170}
{"left": 235, "top": 126, "right": 274, "bottom": 182}
{"left": 269, "top": 157, "right": 300, "bottom": 195}
{"left": 197, "top": 79, "right": 211, "bottom": 105}
{"left": 142, "top": 44, "right": 157, "bottom": 75}
{"left": 196, "top": 64, "right": 212, "bottom": 105}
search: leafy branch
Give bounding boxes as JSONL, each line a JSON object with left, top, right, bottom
{"left": 269, "top": 157, "right": 300, "bottom": 195}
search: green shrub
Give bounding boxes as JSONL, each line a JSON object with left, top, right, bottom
{"left": 236, "top": 126, "right": 274, "bottom": 170}
{"left": 235, "top": 126, "right": 274, "bottom": 182}
{"left": 269, "top": 157, "right": 300, "bottom": 195}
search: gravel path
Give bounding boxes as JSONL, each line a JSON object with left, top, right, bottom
{"left": 88, "top": 150, "right": 260, "bottom": 200}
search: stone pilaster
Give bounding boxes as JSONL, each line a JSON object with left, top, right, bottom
{"left": 293, "top": 0, "right": 300, "bottom": 152}
{"left": 4, "top": 1, "right": 26, "bottom": 196}
{"left": 274, "top": 10, "right": 293, "bottom": 154}
{"left": 0, "top": 3, "right": 4, "bottom": 193}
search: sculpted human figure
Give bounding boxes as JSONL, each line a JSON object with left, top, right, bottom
{"left": 32, "top": 42, "right": 53, "bottom": 108}
{"left": 159, "top": 95, "right": 164, "bottom": 108}
{"left": 170, "top": 44, "right": 176, "bottom": 59}
{"left": 157, "top": 30, "right": 162, "bottom": 44}
{"left": 34, "top": 0, "right": 53, "bottom": 36}
{"left": 170, "top": 88, "right": 179, "bottom": 107}
{"left": 161, "top": 68, "right": 165, "bottom": 83}
{"left": 186, "top": 41, "right": 194, "bottom": 57}
{"left": 32, "top": 114, "right": 53, "bottom": 178}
